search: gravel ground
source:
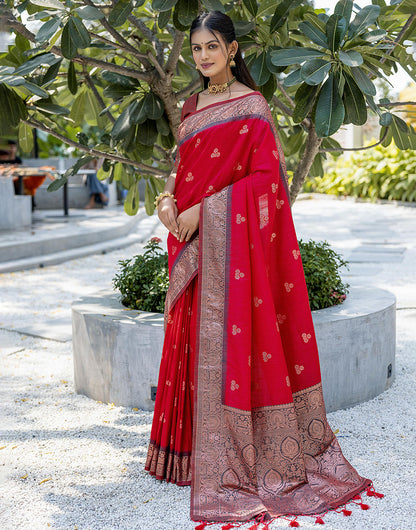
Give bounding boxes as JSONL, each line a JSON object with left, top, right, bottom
{"left": 1, "top": 198, "right": 415, "bottom": 530}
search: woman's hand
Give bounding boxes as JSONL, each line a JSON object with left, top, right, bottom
{"left": 177, "top": 203, "right": 200, "bottom": 242}
{"left": 157, "top": 197, "right": 179, "bottom": 239}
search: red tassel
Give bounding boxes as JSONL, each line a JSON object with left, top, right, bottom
{"left": 315, "top": 516, "right": 325, "bottom": 524}
{"left": 366, "top": 490, "right": 375, "bottom": 497}
{"left": 195, "top": 524, "right": 207, "bottom": 530}
{"left": 360, "top": 503, "right": 370, "bottom": 510}
{"left": 289, "top": 521, "right": 300, "bottom": 527}
{"left": 352, "top": 494, "right": 361, "bottom": 501}
{"left": 374, "top": 491, "right": 384, "bottom": 498}
{"left": 341, "top": 509, "right": 352, "bottom": 516}
{"left": 248, "top": 525, "right": 259, "bottom": 530}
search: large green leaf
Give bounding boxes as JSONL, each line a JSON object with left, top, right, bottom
{"left": 67, "top": 61, "right": 77, "bottom": 95}
{"left": 145, "top": 180, "right": 156, "bottom": 215}
{"left": 283, "top": 67, "right": 302, "bottom": 86}
{"left": 143, "top": 92, "right": 165, "bottom": 120}
{"left": 350, "top": 66, "right": 376, "bottom": 96}
{"left": 258, "top": 73, "right": 277, "bottom": 101}
{"left": 270, "top": 47, "right": 325, "bottom": 66}
{"left": 379, "top": 112, "right": 393, "bottom": 127}
{"left": 69, "top": 17, "right": 91, "bottom": 49}
{"left": 339, "top": 50, "right": 363, "bottom": 66}
{"left": 243, "top": 0, "right": 257, "bottom": 17}
{"left": 108, "top": 0, "right": 133, "bottom": 26}
{"left": 348, "top": 5, "right": 381, "bottom": 39}
{"left": 22, "top": 80, "right": 49, "bottom": 98}
{"left": 15, "top": 53, "right": 59, "bottom": 75}
{"left": 325, "top": 14, "right": 347, "bottom": 52}
{"left": 35, "top": 100, "right": 70, "bottom": 115}
{"left": 18, "top": 121, "right": 34, "bottom": 153}
{"left": 234, "top": 21, "right": 256, "bottom": 37}
{"left": 152, "top": 0, "right": 178, "bottom": 11}
{"left": 298, "top": 21, "right": 329, "bottom": 49}
{"left": 315, "top": 72, "right": 345, "bottom": 137}
{"left": 300, "top": 58, "right": 331, "bottom": 85}
{"left": 124, "top": 183, "right": 140, "bottom": 216}
{"left": 175, "top": 0, "right": 198, "bottom": 27}
{"left": 35, "top": 17, "right": 60, "bottom": 43}
{"left": 293, "top": 82, "right": 320, "bottom": 123}
{"left": 61, "top": 21, "right": 77, "bottom": 59}
{"left": 334, "top": 0, "right": 353, "bottom": 25}
{"left": 250, "top": 51, "right": 271, "bottom": 86}
{"left": 136, "top": 119, "right": 158, "bottom": 145}
{"left": 0, "top": 84, "right": 27, "bottom": 130}
{"left": 270, "top": 0, "right": 303, "bottom": 34}
{"left": 42, "top": 58, "right": 62, "bottom": 84}
{"left": 201, "top": 0, "right": 225, "bottom": 12}
{"left": 361, "top": 29, "right": 387, "bottom": 43}
{"left": 111, "top": 100, "right": 139, "bottom": 140}
{"left": 69, "top": 90, "right": 86, "bottom": 126}
{"left": 75, "top": 5, "right": 105, "bottom": 19}
{"left": 30, "top": 0, "right": 64, "bottom": 9}
{"left": 158, "top": 9, "right": 171, "bottom": 28}
{"left": 391, "top": 115, "right": 411, "bottom": 150}
{"left": 342, "top": 72, "right": 367, "bottom": 125}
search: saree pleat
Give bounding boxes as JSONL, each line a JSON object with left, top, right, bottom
{"left": 145, "top": 91, "right": 376, "bottom": 524}
{"left": 145, "top": 274, "right": 198, "bottom": 486}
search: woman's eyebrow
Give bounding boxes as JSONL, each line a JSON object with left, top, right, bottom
{"left": 191, "top": 40, "right": 218, "bottom": 46}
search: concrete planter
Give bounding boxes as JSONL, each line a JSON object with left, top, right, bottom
{"left": 72, "top": 286, "right": 396, "bottom": 412}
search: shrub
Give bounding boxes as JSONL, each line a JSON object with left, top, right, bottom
{"left": 298, "top": 239, "right": 349, "bottom": 311}
{"left": 112, "top": 237, "right": 169, "bottom": 313}
{"left": 305, "top": 142, "right": 416, "bottom": 202}
{"left": 114, "top": 238, "right": 349, "bottom": 313}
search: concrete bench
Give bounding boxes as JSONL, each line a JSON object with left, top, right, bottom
{"left": 0, "top": 177, "right": 31, "bottom": 230}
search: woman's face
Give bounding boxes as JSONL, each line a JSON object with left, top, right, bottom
{"left": 191, "top": 27, "right": 234, "bottom": 79}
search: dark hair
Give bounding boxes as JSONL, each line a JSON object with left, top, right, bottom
{"left": 189, "top": 11, "right": 258, "bottom": 93}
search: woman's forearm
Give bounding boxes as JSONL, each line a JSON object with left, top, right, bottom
{"left": 164, "top": 172, "right": 176, "bottom": 194}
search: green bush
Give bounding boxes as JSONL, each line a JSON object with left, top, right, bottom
{"left": 305, "top": 142, "right": 416, "bottom": 202}
{"left": 299, "top": 239, "right": 349, "bottom": 311}
{"left": 113, "top": 237, "right": 169, "bottom": 313}
{"left": 114, "top": 238, "right": 349, "bottom": 313}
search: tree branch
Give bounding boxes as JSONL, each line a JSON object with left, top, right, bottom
{"left": 289, "top": 125, "right": 322, "bottom": 205}
{"left": 6, "top": 14, "right": 153, "bottom": 83}
{"left": 381, "top": 13, "right": 416, "bottom": 64}
{"left": 176, "top": 78, "right": 201, "bottom": 101}
{"left": 166, "top": 29, "right": 186, "bottom": 76}
{"left": 271, "top": 94, "right": 294, "bottom": 117}
{"left": 275, "top": 77, "right": 296, "bottom": 109}
{"left": 24, "top": 118, "right": 166, "bottom": 177}
{"left": 128, "top": 14, "right": 164, "bottom": 64}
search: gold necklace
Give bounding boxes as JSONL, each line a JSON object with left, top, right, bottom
{"left": 207, "top": 76, "right": 237, "bottom": 95}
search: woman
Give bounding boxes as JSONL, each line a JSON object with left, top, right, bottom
{"left": 145, "top": 10, "right": 381, "bottom": 526}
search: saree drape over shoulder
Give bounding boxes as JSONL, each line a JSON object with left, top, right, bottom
{"left": 145, "top": 91, "right": 373, "bottom": 523}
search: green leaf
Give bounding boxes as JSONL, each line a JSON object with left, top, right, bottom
{"left": 380, "top": 125, "right": 392, "bottom": 147}
{"left": 258, "top": 73, "right": 277, "bottom": 101}
{"left": 315, "top": 72, "right": 345, "bottom": 137}
{"left": 175, "top": 0, "right": 198, "bottom": 27}
{"left": 0, "top": 85, "right": 27, "bottom": 131}
{"left": 339, "top": 50, "right": 363, "bottom": 66}
{"left": 143, "top": 92, "right": 165, "bottom": 120}
{"left": 15, "top": 52, "right": 59, "bottom": 75}
{"left": 158, "top": 9, "right": 171, "bottom": 28}
{"left": 172, "top": 3, "right": 189, "bottom": 30}
{"left": 201, "top": 0, "right": 225, "bottom": 12}
{"left": 22, "top": 80, "right": 49, "bottom": 98}
{"left": 300, "top": 58, "right": 331, "bottom": 85}
{"left": 136, "top": 119, "right": 158, "bottom": 145}
{"left": 334, "top": 0, "right": 353, "bottom": 25}
{"left": 350, "top": 66, "right": 376, "bottom": 96}
{"left": 103, "top": 83, "right": 134, "bottom": 100}
{"left": 61, "top": 21, "right": 77, "bottom": 59}
{"left": 348, "top": 5, "right": 381, "bottom": 39}
{"left": 361, "top": 29, "right": 387, "bottom": 43}
{"left": 156, "top": 115, "right": 171, "bottom": 136}
{"left": 325, "top": 14, "right": 347, "bottom": 52}
{"left": 283, "top": 68, "right": 302, "bottom": 86}
{"left": 75, "top": 5, "right": 105, "bottom": 19}
{"left": 250, "top": 51, "right": 270, "bottom": 86}
{"left": 270, "top": 47, "right": 325, "bottom": 66}
{"left": 69, "top": 17, "right": 91, "bottom": 49}
{"left": 266, "top": 48, "right": 286, "bottom": 74}
{"left": 68, "top": 61, "right": 77, "bottom": 95}
{"left": 298, "top": 21, "right": 329, "bottom": 49}
{"left": 35, "top": 101, "right": 70, "bottom": 115}
{"left": 69, "top": 90, "right": 86, "bottom": 126}
{"left": 108, "top": 0, "right": 133, "bottom": 26}
{"left": 153, "top": 0, "right": 178, "bottom": 11}
{"left": 111, "top": 101, "right": 138, "bottom": 140}
{"left": 30, "top": 0, "right": 64, "bottom": 9}
{"left": 270, "top": 0, "right": 303, "bottom": 34}
{"left": 35, "top": 17, "right": 60, "bottom": 42}
{"left": 391, "top": 115, "right": 410, "bottom": 150}
{"left": 293, "top": 82, "right": 320, "bottom": 123}
{"left": 145, "top": 180, "right": 156, "bottom": 215}
{"left": 124, "top": 183, "right": 140, "bottom": 216}
{"left": 243, "top": 0, "right": 257, "bottom": 17}
{"left": 234, "top": 21, "right": 256, "bottom": 36}
{"left": 18, "top": 121, "right": 34, "bottom": 153}
{"left": 42, "top": 59, "right": 62, "bottom": 84}
{"left": 342, "top": 72, "right": 367, "bottom": 125}
{"left": 379, "top": 112, "right": 393, "bottom": 126}
{"left": 47, "top": 174, "right": 68, "bottom": 192}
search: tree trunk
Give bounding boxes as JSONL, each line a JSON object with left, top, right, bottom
{"left": 289, "top": 125, "right": 322, "bottom": 206}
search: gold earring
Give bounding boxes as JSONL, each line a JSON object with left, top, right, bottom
{"left": 195, "top": 64, "right": 198, "bottom": 69}
{"left": 230, "top": 54, "right": 236, "bottom": 67}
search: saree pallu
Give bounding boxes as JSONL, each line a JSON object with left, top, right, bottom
{"left": 146, "top": 91, "right": 372, "bottom": 523}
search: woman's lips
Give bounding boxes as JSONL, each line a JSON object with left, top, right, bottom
{"left": 201, "top": 63, "right": 214, "bottom": 69}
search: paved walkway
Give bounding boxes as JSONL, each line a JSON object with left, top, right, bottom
{"left": 0, "top": 195, "right": 415, "bottom": 529}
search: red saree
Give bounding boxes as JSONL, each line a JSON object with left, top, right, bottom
{"left": 145, "top": 91, "right": 379, "bottom": 524}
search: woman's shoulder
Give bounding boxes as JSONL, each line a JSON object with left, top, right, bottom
{"left": 180, "top": 93, "right": 198, "bottom": 121}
